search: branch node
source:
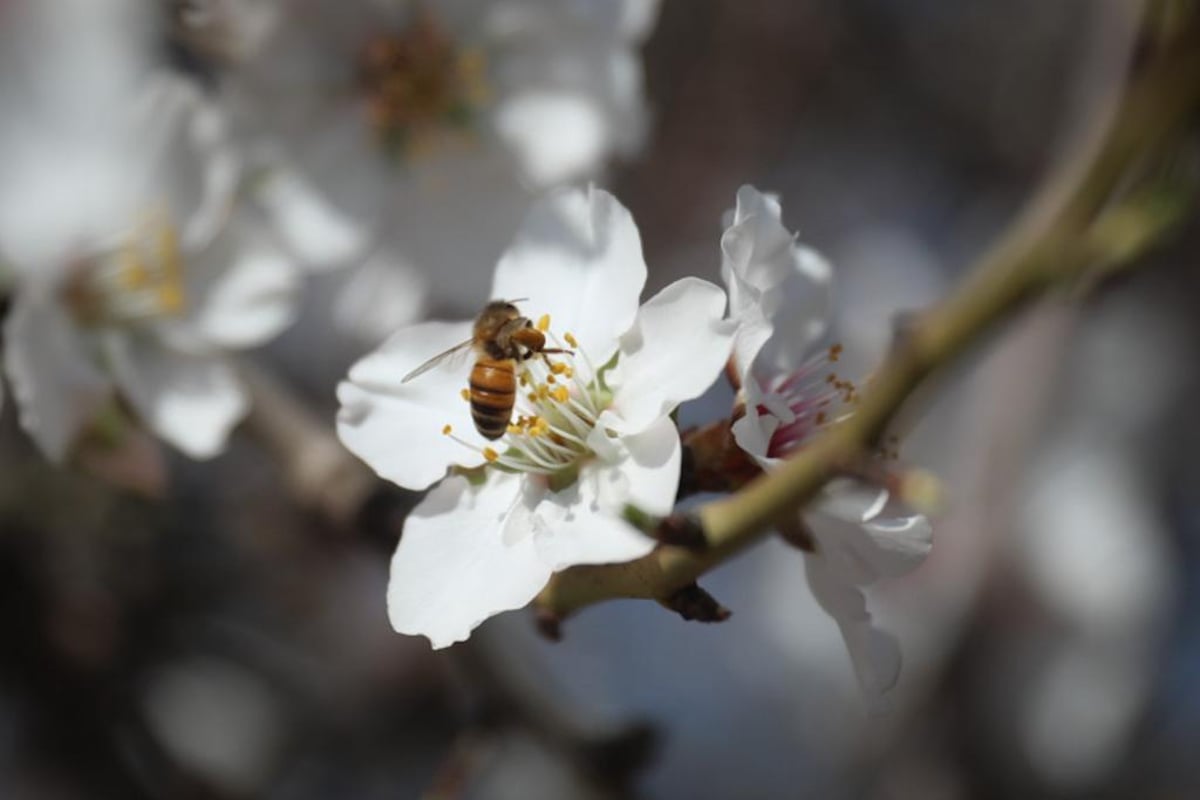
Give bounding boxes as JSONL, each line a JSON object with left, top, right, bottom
{"left": 533, "top": 607, "right": 563, "bottom": 642}
{"left": 623, "top": 506, "right": 708, "bottom": 549}
{"left": 777, "top": 517, "right": 816, "bottom": 552}
{"left": 658, "top": 582, "right": 732, "bottom": 623}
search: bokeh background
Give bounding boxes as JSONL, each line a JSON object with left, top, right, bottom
{"left": 3, "top": 1, "right": 1199, "bottom": 798}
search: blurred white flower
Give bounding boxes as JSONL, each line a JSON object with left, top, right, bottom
{"left": 0, "top": 76, "right": 300, "bottom": 460}
{"left": 721, "top": 185, "right": 933, "bottom": 702}
{"left": 337, "top": 186, "right": 734, "bottom": 647}
{"left": 227, "top": 0, "right": 659, "bottom": 339}
{"left": 166, "top": 0, "right": 283, "bottom": 69}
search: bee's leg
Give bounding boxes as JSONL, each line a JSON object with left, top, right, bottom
{"left": 538, "top": 349, "right": 575, "bottom": 372}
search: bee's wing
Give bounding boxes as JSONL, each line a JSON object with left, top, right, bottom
{"left": 401, "top": 338, "right": 475, "bottom": 383}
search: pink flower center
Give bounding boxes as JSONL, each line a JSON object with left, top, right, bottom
{"left": 760, "top": 343, "right": 857, "bottom": 459}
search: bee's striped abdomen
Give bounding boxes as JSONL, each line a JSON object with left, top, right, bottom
{"left": 469, "top": 357, "right": 516, "bottom": 440}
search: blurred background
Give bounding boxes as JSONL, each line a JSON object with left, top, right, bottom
{"left": 3, "top": 0, "right": 1199, "bottom": 798}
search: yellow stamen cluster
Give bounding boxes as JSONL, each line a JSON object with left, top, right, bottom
{"left": 508, "top": 414, "right": 552, "bottom": 437}
{"left": 62, "top": 212, "right": 188, "bottom": 327}
{"left": 439, "top": 321, "right": 608, "bottom": 478}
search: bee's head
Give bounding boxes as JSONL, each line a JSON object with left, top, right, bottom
{"left": 475, "top": 300, "right": 524, "bottom": 338}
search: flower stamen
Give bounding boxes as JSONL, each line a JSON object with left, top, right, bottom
{"left": 357, "top": 10, "right": 489, "bottom": 159}
{"left": 62, "top": 212, "right": 188, "bottom": 328}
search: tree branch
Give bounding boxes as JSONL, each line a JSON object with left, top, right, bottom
{"left": 533, "top": 14, "right": 1200, "bottom": 624}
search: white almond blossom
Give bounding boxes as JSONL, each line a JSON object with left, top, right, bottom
{"left": 337, "top": 186, "right": 735, "bottom": 647}
{"left": 0, "top": 72, "right": 300, "bottom": 461}
{"left": 166, "top": 0, "right": 283, "bottom": 69}
{"left": 227, "top": 0, "right": 660, "bottom": 340}
{"left": 721, "top": 185, "right": 933, "bottom": 701}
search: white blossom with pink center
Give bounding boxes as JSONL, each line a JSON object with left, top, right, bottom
{"left": 721, "top": 185, "right": 933, "bottom": 702}
{"left": 337, "top": 186, "right": 735, "bottom": 648}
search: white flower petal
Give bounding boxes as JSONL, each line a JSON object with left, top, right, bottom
{"left": 336, "top": 320, "right": 486, "bottom": 490}
{"left": 495, "top": 91, "right": 606, "bottom": 186}
{"left": 3, "top": 290, "right": 112, "bottom": 461}
{"left": 532, "top": 415, "right": 678, "bottom": 569}
{"left": 721, "top": 187, "right": 794, "bottom": 297}
{"left": 104, "top": 334, "right": 248, "bottom": 459}
{"left": 805, "top": 553, "right": 902, "bottom": 702}
{"left": 490, "top": 186, "right": 646, "bottom": 370}
{"left": 861, "top": 513, "right": 934, "bottom": 578}
{"left": 532, "top": 496, "right": 656, "bottom": 571}
{"left": 332, "top": 251, "right": 430, "bottom": 344}
{"left": 0, "top": 0, "right": 154, "bottom": 271}
{"left": 730, "top": 404, "right": 779, "bottom": 468}
{"left": 254, "top": 165, "right": 372, "bottom": 270}
{"left": 608, "top": 277, "right": 734, "bottom": 435}
{"left": 808, "top": 508, "right": 932, "bottom": 588}
{"left": 388, "top": 473, "right": 553, "bottom": 649}
{"left": 813, "top": 478, "right": 890, "bottom": 523}
{"left": 619, "top": 414, "right": 683, "bottom": 515}
{"left": 761, "top": 244, "right": 834, "bottom": 375}
{"left": 145, "top": 77, "right": 240, "bottom": 253}
{"left": 720, "top": 185, "right": 832, "bottom": 377}
{"left": 172, "top": 221, "right": 301, "bottom": 351}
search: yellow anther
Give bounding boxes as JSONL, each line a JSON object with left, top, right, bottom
{"left": 506, "top": 424, "right": 522, "bottom": 435}
{"left": 550, "top": 362, "right": 568, "bottom": 375}
{"left": 482, "top": 447, "right": 499, "bottom": 462}
{"left": 537, "top": 314, "right": 551, "bottom": 332}
{"left": 546, "top": 374, "right": 556, "bottom": 384}
{"left": 460, "top": 388, "right": 470, "bottom": 401}
{"left": 119, "top": 251, "right": 149, "bottom": 289}
{"left": 552, "top": 386, "right": 570, "bottom": 403}
{"left": 564, "top": 332, "right": 578, "bottom": 348}
{"left": 442, "top": 424, "right": 453, "bottom": 435}
{"left": 527, "top": 392, "right": 538, "bottom": 403}
{"left": 563, "top": 366, "right": 574, "bottom": 378}
{"left": 157, "top": 285, "right": 185, "bottom": 314}
{"left": 518, "top": 372, "right": 530, "bottom": 386}
{"left": 537, "top": 385, "right": 551, "bottom": 399}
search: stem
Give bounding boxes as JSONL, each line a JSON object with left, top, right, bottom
{"left": 236, "top": 358, "right": 375, "bottom": 526}
{"left": 534, "top": 15, "right": 1200, "bottom": 621}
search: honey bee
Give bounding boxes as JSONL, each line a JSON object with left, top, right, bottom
{"left": 402, "top": 300, "right": 572, "bottom": 439}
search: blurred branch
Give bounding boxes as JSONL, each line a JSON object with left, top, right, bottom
{"left": 236, "top": 359, "right": 375, "bottom": 526}
{"left": 533, "top": 8, "right": 1200, "bottom": 625}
